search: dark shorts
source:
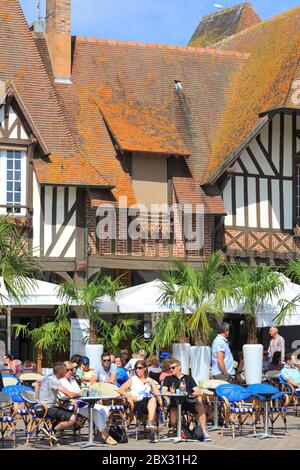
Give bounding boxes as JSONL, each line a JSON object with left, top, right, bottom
{"left": 134, "top": 397, "right": 151, "bottom": 419}
{"left": 170, "top": 399, "right": 199, "bottom": 414}
{"left": 47, "top": 406, "right": 73, "bottom": 422}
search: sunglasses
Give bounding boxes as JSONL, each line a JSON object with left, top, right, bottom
{"left": 66, "top": 368, "right": 73, "bottom": 371}
{"left": 102, "top": 359, "right": 111, "bottom": 362}
{"left": 170, "top": 366, "right": 178, "bottom": 370}
{"left": 135, "top": 366, "right": 145, "bottom": 370}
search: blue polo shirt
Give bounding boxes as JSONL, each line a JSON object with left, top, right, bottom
{"left": 281, "top": 365, "right": 300, "bottom": 383}
{"left": 211, "top": 334, "right": 235, "bottom": 376}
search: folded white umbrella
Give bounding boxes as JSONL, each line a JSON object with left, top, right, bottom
{"left": 0, "top": 277, "right": 74, "bottom": 307}
{"left": 97, "top": 279, "right": 180, "bottom": 314}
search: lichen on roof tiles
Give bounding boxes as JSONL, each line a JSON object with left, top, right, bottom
{"left": 206, "top": 6, "right": 300, "bottom": 181}
{"left": 188, "top": 2, "right": 260, "bottom": 48}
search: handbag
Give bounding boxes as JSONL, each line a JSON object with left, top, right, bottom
{"left": 109, "top": 425, "right": 128, "bottom": 443}
{"left": 181, "top": 423, "right": 204, "bottom": 441}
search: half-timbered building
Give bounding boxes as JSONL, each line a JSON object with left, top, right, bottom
{"left": 1, "top": 0, "right": 300, "bottom": 357}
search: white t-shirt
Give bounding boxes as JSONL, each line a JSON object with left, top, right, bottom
{"left": 58, "top": 376, "right": 81, "bottom": 400}
{"left": 130, "top": 376, "right": 152, "bottom": 401}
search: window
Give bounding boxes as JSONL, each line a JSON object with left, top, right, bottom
{"left": 0, "top": 149, "right": 26, "bottom": 215}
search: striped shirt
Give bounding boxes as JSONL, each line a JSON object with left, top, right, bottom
{"left": 268, "top": 334, "right": 285, "bottom": 363}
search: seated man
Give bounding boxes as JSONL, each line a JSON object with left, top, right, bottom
{"left": 162, "top": 359, "right": 211, "bottom": 442}
{"left": 37, "top": 362, "right": 82, "bottom": 442}
{"left": 281, "top": 353, "right": 300, "bottom": 389}
{"left": 90, "top": 351, "right": 117, "bottom": 385}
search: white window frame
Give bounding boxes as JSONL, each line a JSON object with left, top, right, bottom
{"left": 0, "top": 149, "right": 26, "bottom": 216}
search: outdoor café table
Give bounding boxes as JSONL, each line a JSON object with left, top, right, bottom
{"left": 201, "top": 380, "right": 228, "bottom": 431}
{"left": 19, "top": 373, "right": 43, "bottom": 387}
{"left": 159, "top": 393, "right": 197, "bottom": 443}
{"left": 71, "top": 395, "right": 115, "bottom": 449}
{"left": 247, "top": 388, "right": 285, "bottom": 440}
{"left": 206, "top": 388, "right": 221, "bottom": 431}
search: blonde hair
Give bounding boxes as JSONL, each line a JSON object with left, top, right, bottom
{"left": 64, "top": 361, "right": 73, "bottom": 369}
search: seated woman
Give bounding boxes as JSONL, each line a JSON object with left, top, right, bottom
{"left": 59, "top": 361, "right": 117, "bottom": 445}
{"left": 2, "top": 353, "right": 19, "bottom": 375}
{"left": 118, "top": 360, "right": 160, "bottom": 432}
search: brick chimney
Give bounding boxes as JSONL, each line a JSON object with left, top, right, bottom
{"left": 45, "top": 0, "right": 72, "bottom": 83}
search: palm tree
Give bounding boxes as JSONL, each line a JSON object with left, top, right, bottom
{"left": 273, "top": 259, "right": 300, "bottom": 324}
{"left": 0, "top": 215, "right": 38, "bottom": 302}
{"left": 96, "top": 315, "right": 141, "bottom": 351}
{"left": 58, "top": 274, "right": 121, "bottom": 344}
{"left": 11, "top": 309, "right": 70, "bottom": 362}
{"left": 156, "top": 252, "right": 225, "bottom": 346}
{"left": 222, "top": 263, "right": 284, "bottom": 343}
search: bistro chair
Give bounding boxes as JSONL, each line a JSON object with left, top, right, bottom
{"left": 278, "top": 374, "right": 300, "bottom": 415}
{"left": 215, "top": 384, "right": 260, "bottom": 438}
{"left": 90, "top": 383, "right": 129, "bottom": 434}
{"left": 20, "top": 389, "right": 56, "bottom": 447}
{"left": 2, "top": 375, "right": 19, "bottom": 387}
{"left": 0, "top": 392, "right": 16, "bottom": 448}
{"left": 2, "top": 384, "right": 34, "bottom": 432}
{"left": 247, "top": 383, "right": 289, "bottom": 437}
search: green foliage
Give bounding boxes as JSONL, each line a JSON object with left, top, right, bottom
{"left": 130, "top": 336, "right": 154, "bottom": 355}
{"left": 150, "top": 310, "right": 188, "bottom": 349}
{"left": 157, "top": 252, "right": 224, "bottom": 346}
{"left": 0, "top": 216, "right": 39, "bottom": 303}
{"left": 57, "top": 274, "right": 121, "bottom": 344}
{"left": 11, "top": 312, "right": 71, "bottom": 360}
{"left": 96, "top": 316, "right": 141, "bottom": 352}
{"left": 223, "top": 263, "right": 283, "bottom": 317}
{"left": 274, "top": 260, "right": 300, "bottom": 325}
{"left": 58, "top": 274, "right": 120, "bottom": 322}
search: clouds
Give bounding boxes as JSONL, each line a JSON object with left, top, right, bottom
{"left": 20, "top": 0, "right": 300, "bottom": 46}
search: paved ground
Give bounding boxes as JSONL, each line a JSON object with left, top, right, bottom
{"left": 2, "top": 410, "right": 300, "bottom": 451}
{"left": 0, "top": 412, "right": 300, "bottom": 451}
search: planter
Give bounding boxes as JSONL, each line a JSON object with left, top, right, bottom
{"left": 85, "top": 344, "right": 103, "bottom": 371}
{"left": 172, "top": 343, "right": 190, "bottom": 375}
{"left": 190, "top": 346, "right": 211, "bottom": 383}
{"left": 243, "top": 344, "right": 263, "bottom": 385}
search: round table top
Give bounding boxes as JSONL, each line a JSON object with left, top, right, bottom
{"left": 19, "top": 373, "right": 43, "bottom": 382}
{"left": 80, "top": 395, "right": 117, "bottom": 402}
{"left": 164, "top": 393, "right": 193, "bottom": 400}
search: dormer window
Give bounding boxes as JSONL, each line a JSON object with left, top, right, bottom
{"left": 0, "top": 149, "right": 26, "bottom": 215}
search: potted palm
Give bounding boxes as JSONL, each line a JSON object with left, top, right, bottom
{"left": 96, "top": 315, "right": 141, "bottom": 352}
{"left": 58, "top": 274, "right": 121, "bottom": 370}
{"left": 0, "top": 215, "right": 39, "bottom": 354}
{"left": 156, "top": 252, "right": 224, "bottom": 380}
{"left": 223, "top": 263, "right": 284, "bottom": 384}
{"left": 11, "top": 310, "right": 70, "bottom": 372}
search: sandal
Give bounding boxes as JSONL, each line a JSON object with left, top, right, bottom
{"left": 105, "top": 435, "right": 118, "bottom": 445}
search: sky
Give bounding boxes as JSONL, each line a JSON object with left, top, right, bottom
{"left": 20, "top": 0, "right": 300, "bottom": 46}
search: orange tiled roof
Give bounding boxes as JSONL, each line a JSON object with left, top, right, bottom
{"left": 206, "top": 6, "right": 300, "bottom": 182}
{"left": 47, "top": 36, "right": 246, "bottom": 212}
{"left": 0, "top": 0, "right": 110, "bottom": 188}
{"left": 188, "top": 3, "right": 260, "bottom": 48}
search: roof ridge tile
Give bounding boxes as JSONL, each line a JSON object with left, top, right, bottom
{"left": 75, "top": 35, "right": 249, "bottom": 58}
